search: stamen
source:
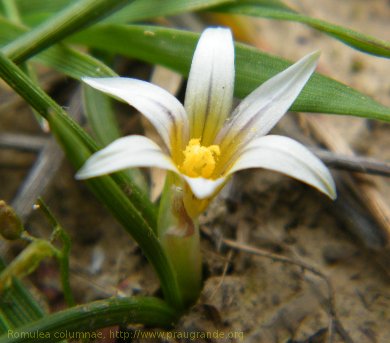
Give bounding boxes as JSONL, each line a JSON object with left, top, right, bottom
{"left": 180, "top": 138, "right": 220, "bottom": 178}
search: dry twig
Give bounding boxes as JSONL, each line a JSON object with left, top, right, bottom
{"left": 311, "top": 147, "right": 390, "bottom": 177}
{"left": 8, "top": 88, "right": 83, "bottom": 220}
{"left": 0, "top": 133, "right": 48, "bottom": 151}
{"left": 209, "top": 249, "right": 233, "bottom": 300}
{"left": 304, "top": 115, "right": 390, "bottom": 246}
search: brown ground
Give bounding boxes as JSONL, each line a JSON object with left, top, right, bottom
{"left": 1, "top": 0, "right": 389, "bottom": 342}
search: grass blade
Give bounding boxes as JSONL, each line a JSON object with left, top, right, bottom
{"left": 0, "top": 258, "right": 45, "bottom": 334}
{"left": 70, "top": 24, "right": 390, "bottom": 121}
{"left": 0, "top": 51, "right": 183, "bottom": 309}
{"left": 12, "top": 0, "right": 233, "bottom": 26}
{"left": 0, "top": 297, "right": 178, "bottom": 343}
{"left": 0, "top": 17, "right": 116, "bottom": 78}
{"left": 103, "top": 0, "right": 233, "bottom": 24}
{"left": 1, "top": 0, "right": 133, "bottom": 63}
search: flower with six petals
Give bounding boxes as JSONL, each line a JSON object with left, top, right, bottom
{"left": 76, "top": 28, "right": 336, "bottom": 218}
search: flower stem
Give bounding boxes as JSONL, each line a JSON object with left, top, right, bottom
{"left": 36, "top": 198, "right": 75, "bottom": 307}
{"left": 158, "top": 173, "right": 202, "bottom": 307}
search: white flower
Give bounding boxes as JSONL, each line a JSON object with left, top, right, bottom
{"left": 76, "top": 28, "right": 336, "bottom": 217}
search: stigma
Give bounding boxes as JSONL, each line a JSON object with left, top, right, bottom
{"left": 180, "top": 138, "right": 220, "bottom": 178}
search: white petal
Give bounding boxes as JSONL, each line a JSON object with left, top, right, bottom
{"left": 82, "top": 77, "right": 189, "bottom": 153}
{"left": 228, "top": 135, "right": 336, "bottom": 199}
{"left": 184, "top": 27, "right": 235, "bottom": 146}
{"left": 183, "top": 176, "right": 227, "bottom": 199}
{"left": 76, "top": 135, "right": 178, "bottom": 179}
{"left": 217, "top": 51, "right": 319, "bottom": 150}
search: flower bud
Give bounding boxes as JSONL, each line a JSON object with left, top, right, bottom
{"left": 0, "top": 200, "right": 23, "bottom": 240}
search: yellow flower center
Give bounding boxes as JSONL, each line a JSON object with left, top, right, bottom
{"left": 180, "top": 138, "right": 220, "bottom": 178}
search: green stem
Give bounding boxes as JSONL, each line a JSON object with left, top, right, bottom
{"left": 36, "top": 198, "right": 75, "bottom": 307}
{"left": 0, "top": 240, "right": 58, "bottom": 293}
{"left": 0, "top": 297, "right": 178, "bottom": 343}
{"left": 0, "top": 52, "right": 183, "bottom": 310}
{"left": 1, "top": 0, "right": 133, "bottom": 64}
{"left": 158, "top": 173, "right": 202, "bottom": 307}
{"left": 163, "top": 228, "right": 202, "bottom": 307}
{"left": 57, "top": 233, "right": 73, "bottom": 308}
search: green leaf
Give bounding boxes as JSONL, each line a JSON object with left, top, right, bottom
{"left": 12, "top": 0, "right": 390, "bottom": 58}
{"left": 12, "top": 0, "right": 72, "bottom": 26}
{"left": 0, "top": 240, "right": 57, "bottom": 294}
{"left": 0, "top": 15, "right": 152, "bottom": 199}
{"left": 0, "top": 258, "right": 45, "bottom": 334}
{"left": 0, "top": 16, "right": 149, "bottom": 212}
{"left": 2, "top": 0, "right": 23, "bottom": 24}
{"left": 70, "top": 24, "right": 390, "bottom": 122}
{"left": 13, "top": 0, "right": 233, "bottom": 27}
{"left": 103, "top": 0, "right": 234, "bottom": 24}
{"left": 0, "top": 16, "right": 117, "bottom": 78}
{"left": 0, "top": 51, "right": 183, "bottom": 310}
{"left": 213, "top": 0, "right": 390, "bottom": 58}
{"left": 0, "top": 297, "right": 178, "bottom": 343}
{"left": 0, "top": 17, "right": 183, "bottom": 312}
{"left": 2, "top": 0, "right": 133, "bottom": 63}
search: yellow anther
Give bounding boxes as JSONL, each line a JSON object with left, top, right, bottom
{"left": 180, "top": 138, "right": 220, "bottom": 178}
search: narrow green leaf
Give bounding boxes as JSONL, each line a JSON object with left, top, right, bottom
{"left": 0, "top": 17, "right": 150, "bottom": 213}
{"left": 0, "top": 16, "right": 116, "bottom": 78}
{"left": 0, "top": 297, "right": 178, "bottom": 343}
{"left": 11, "top": 0, "right": 72, "bottom": 27}
{"left": 1, "top": 17, "right": 387, "bottom": 121}
{"left": 13, "top": 0, "right": 233, "bottom": 27}
{"left": 0, "top": 51, "right": 183, "bottom": 309}
{"left": 0, "top": 240, "right": 57, "bottom": 294}
{"left": 0, "top": 17, "right": 154, "bottom": 222}
{"left": 14, "top": 0, "right": 71, "bottom": 19}
{"left": 51, "top": 112, "right": 180, "bottom": 307}
{"left": 36, "top": 198, "right": 75, "bottom": 307}
{"left": 2, "top": 0, "right": 23, "bottom": 24}
{"left": 38, "top": 43, "right": 117, "bottom": 79}
{"left": 0, "top": 258, "right": 45, "bottom": 334}
{"left": 103, "top": 0, "right": 234, "bottom": 24}
{"left": 1, "top": 0, "right": 133, "bottom": 64}
{"left": 70, "top": 25, "right": 390, "bottom": 122}
{"left": 0, "top": 14, "right": 151, "bottom": 204}
{"left": 12, "top": 0, "right": 390, "bottom": 58}
{"left": 2, "top": 0, "right": 48, "bottom": 129}
{"left": 214, "top": 0, "right": 390, "bottom": 58}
